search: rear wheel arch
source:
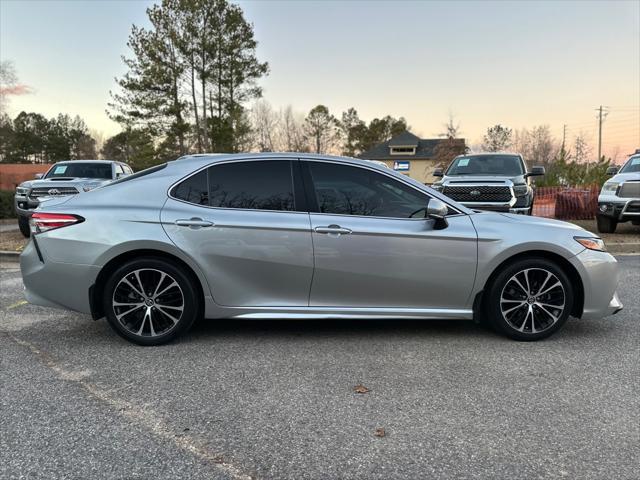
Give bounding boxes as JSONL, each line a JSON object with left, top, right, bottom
{"left": 477, "top": 250, "right": 584, "bottom": 319}
{"left": 90, "top": 249, "right": 205, "bottom": 320}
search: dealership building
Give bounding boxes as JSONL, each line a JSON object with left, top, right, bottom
{"left": 359, "top": 131, "right": 466, "bottom": 184}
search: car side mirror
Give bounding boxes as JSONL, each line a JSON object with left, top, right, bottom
{"left": 527, "top": 166, "right": 545, "bottom": 177}
{"left": 606, "top": 166, "right": 619, "bottom": 176}
{"left": 433, "top": 168, "right": 444, "bottom": 177}
{"left": 426, "top": 198, "right": 449, "bottom": 230}
{"left": 34, "top": 173, "right": 43, "bottom": 179}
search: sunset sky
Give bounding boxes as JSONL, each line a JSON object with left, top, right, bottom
{"left": 1, "top": 0, "right": 639, "bottom": 160}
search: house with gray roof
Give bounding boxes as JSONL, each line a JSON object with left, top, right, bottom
{"left": 359, "top": 131, "right": 466, "bottom": 183}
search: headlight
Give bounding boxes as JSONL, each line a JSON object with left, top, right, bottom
{"left": 513, "top": 185, "right": 529, "bottom": 197}
{"left": 574, "top": 236, "right": 606, "bottom": 252}
{"left": 601, "top": 182, "right": 619, "bottom": 194}
{"left": 16, "top": 186, "right": 30, "bottom": 195}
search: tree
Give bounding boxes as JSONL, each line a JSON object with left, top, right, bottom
{"left": 482, "top": 124, "right": 513, "bottom": 152}
{"left": 433, "top": 113, "right": 466, "bottom": 168}
{"left": 513, "top": 125, "right": 558, "bottom": 168}
{"left": 278, "top": 105, "right": 307, "bottom": 152}
{"left": 102, "top": 129, "right": 157, "bottom": 170}
{"left": 250, "top": 99, "right": 278, "bottom": 151}
{"left": 304, "top": 105, "right": 339, "bottom": 154}
{"left": 0, "top": 61, "right": 31, "bottom": 112}
{"left": 363, "top": 115, "right": 408, "bottom": 152}
{"left": 573, "top": 132, "right": 592, "bottom": 164}
{"left": 339, "top": 108, "right": 367, "bottom": 156}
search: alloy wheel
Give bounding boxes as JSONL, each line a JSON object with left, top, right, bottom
{"left": 500, "top": 268, "right": 566, "bottom": 334}
{"left": 112, "top": 268, "right": 184, "bottom": 337}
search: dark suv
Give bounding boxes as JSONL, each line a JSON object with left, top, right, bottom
{"left": 431, "top": 153, "right": 545, "bottom": 214}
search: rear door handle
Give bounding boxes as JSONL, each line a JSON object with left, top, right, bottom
{"left": 314, "top": 224, "right": 352, "bottom": 235}
{"left": 175, "top": 218, "right": 214, "bottom": 228}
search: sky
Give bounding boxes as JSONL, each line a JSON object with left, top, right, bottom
{"left": 1, "top": 0, "right": 639, "bottom": 159}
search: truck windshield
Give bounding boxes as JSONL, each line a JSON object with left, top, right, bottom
{"left": 446, "top": 155, "right": 524, "bottom": 176}
{"left": 619, "top": 156, "right": 640, "bottom": 173}
{"left": 45, "top": 163, "right": 112, "bottom": 179}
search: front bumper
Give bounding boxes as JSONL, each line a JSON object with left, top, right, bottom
{"left": 20, "top": 239, "right": 98, "bottom": 314}
{"left": 597, "top": 195, "right": 640, "bottom": 221}
{"left": 14, "top": 194, "right": 39, "bottom": 217}
{"left": 569, "top": 248, "right": 623, "bottom": 320}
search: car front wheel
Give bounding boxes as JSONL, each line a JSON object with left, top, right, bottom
{"left": 596, "top": 214, "right": 617, "bottom": 233}
{"left": 18, "top": 216, "right": 30, "bottom": 238}
{"left": 103, "top": 257, "right": 200, "bottom": 346}
{"left": 485, "top": 258, "right": 574, "bottom": 341}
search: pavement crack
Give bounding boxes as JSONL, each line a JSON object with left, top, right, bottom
{"left": 6, "top": 333, "right": 256, "bottom": 480}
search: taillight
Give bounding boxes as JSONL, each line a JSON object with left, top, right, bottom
{"left": 31, "top": 213, "right": 84, "bottom": 234}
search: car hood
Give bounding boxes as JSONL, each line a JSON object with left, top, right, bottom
{"left": 19, "top": 178, "right": 112, "bottom": 189}
{"left": 495, "top": 212, "right": 588, "bottom": 232}
{"left": 610, "top": 172, "right": 640, "bottom": 183}
{"left": 439, "top": 174, "right": 526, "bottom": 185}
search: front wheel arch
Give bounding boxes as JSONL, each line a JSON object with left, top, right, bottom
{"left": 91, "top": 249, "right": 205, "bottom": 321}
{"left": 476, "top": 250, "right": 584, "bottom": 320}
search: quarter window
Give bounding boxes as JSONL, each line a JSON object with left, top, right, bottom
{"left": 207, "top": 160, "right": 295, "bottom": 211}
{"left": 308, "top": 162, "right": 429, "bottom": 218}
{"left": 172, "top": 170, "right": 209, "bottom": 206}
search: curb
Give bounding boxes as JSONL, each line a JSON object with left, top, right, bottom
{"left": 0, "top": 250, "right": 21, "bottom": 263}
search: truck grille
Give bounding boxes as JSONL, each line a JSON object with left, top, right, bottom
{"left": 29, "top": 187, "right": 79, "bottom": 198}
{"left": 442, "top": 185, "right": 512, "bottom": 203}
{"left": 619, "top": 182, "right": 640, "bottom": 198}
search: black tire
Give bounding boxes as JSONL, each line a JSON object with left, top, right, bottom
{"left": 18, "top": 216, "right": 30, "bottom": 238}
{"left": 596, "top": 214, "right": 617, "bottom": 233}
{"left": 485, "top": 257, "right": 574, "bottom": 341}
{"left": 103, "top": 257, "right": 200, "bottom": 346}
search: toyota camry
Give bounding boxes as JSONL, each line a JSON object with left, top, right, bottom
{"left": 20, "top": 153, "right": 622, "bottom": 345}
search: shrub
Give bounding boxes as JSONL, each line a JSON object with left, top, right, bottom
{"left": 0, "top": 190, "right": 16, "bottom": 219}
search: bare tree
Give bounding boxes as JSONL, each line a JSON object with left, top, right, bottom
{"left": 278, "top": 105, "right": 307, "bottom": 152}
{"left": 250, "top": 99, "right": 279, "bottom": 152}
{"left": 513, "top": 125, "right": 558, "bottom": 168}
{"left": 0, "top": 61, "right": 31, "bottom": 113}
{"left": 573, "top": 132, "right": 592, "bottom": 164}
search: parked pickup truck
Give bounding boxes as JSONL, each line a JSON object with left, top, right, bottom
{"left": 431, "top": 153, "right": 545, "bottom": 214}
{"left": 14, "top": 160, "right": 133, "bottom": 237}
{"left": 597, "top": 151, "right": 640, "bottom": 233}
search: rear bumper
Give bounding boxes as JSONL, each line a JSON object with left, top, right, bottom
{"left": 20, "top": 239, "right": 98, "bottom": 314}
{"left": 569, "top": 248, "right": 622, "bottom": 320}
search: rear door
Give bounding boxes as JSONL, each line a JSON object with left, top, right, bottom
{"left": 302, "top": 160, "right": 478, "bottom": 309}
{"left": 161, "top": 159, "right": 314, "bottom": 307}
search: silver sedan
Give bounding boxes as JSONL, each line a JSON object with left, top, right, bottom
{"left": 20, "top": 153, "right": 622, "bottom": 345}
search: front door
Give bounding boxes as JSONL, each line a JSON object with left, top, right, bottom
{"left": 161, "top": 159, "right": 314, "bottom": 307}
{"left": 303, "top": 160, "right": 477, "bottom": 309}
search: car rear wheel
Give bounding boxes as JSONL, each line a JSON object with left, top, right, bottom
{"left": 597, "top": 214, "right": 617, "bottom": 233}
{"left": 103, "top": 258, "right": 199, "bottom": 346}
{"left": 18, "top": 216, "right": 30, "bottom": 238}
{"left": 485, "top": 258, "right": 573, "bottom": 341}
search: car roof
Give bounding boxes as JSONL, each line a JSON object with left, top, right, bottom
{"left": 455, "top": 152, "right": 522, "bottom": 157}
{"left": 53, "top": 160, "right": 119, "bottom": 164}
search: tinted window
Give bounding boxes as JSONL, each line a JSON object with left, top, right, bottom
{"left": 308, "top": 162, "right": 428, "bottom": 218}
{"left": 45, "top": 162, "right": 113, "bottom": 179}
{"left": 172, "top": 170, "right": 209, "bottom": 206}
{"left": 446, "top": 155, "right": 524, "bottom": 176}
{"left": 620, "top": 156, "right": 640, "bottom": 173}
{"left": 208, "top": 161, "right": 295, "bottom": 211}
{"left": 103, "top": 163, "right": 167, "bottom": 188}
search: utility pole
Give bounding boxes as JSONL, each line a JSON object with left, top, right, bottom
{"left": 596, "top": 105, "right": 609, "bottom": 161}
{"left": 561, "top": 124, "right": 567, "bottom": 154}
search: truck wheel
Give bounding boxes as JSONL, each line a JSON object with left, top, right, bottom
{"left": 18, "top": 216, "right": 30, "bottom": 238}
{"left": 596, "top": 214, "right": 617, "bottom": 233}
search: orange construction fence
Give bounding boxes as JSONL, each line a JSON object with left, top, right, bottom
{"left": 532, "top": 185, "right": 600, "bottom": 220}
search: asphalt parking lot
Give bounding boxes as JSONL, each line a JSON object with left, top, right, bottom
{"left": 1, "top": 256, "right": 638, "bottom": 480}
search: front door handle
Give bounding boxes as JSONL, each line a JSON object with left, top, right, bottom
{"left": 314, "top": 224, "right": 352, "bottom": 235}
{"left": 175, "top": 218, "right": 214, "bottom": 228}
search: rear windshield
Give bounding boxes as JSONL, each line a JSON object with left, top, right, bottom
{"left": 45, "top": 163, "right": 113, "bottom": 179}
{"left": 446, "top": 155, "right": 524, "bottom": 176}
{"left": 100, "top": 163, "right": 168, "bottom": 187}
{"left": 619, "top": 156, "right": 640, "bottom": 174}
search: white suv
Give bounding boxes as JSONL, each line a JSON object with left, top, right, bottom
{"left": 597, "top": 151, "right": 640, "bottom": 233}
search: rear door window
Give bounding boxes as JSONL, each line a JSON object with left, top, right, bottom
{"left": 208, "top": 160, "right": 295, "bottom": 211}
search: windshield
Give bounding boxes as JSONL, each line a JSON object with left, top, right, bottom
{"left": 619, "top": 156, "right": 640, "bottom": 174}
{"left": 446, "top": 155, "right": 524, "bottom": 176}
{"left": 45, "top": 162, "right": 113, "bottom": 179}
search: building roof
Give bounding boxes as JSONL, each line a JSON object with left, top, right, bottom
{"left": 360, "top": 131, "right": 465, "bottom": 161}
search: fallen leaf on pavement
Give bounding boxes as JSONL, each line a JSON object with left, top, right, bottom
{"left": 354, "top": 384, "right": 370, "bottom": 394}
{"left": 374, "top": 428, "right": 385, "bottom": 437}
